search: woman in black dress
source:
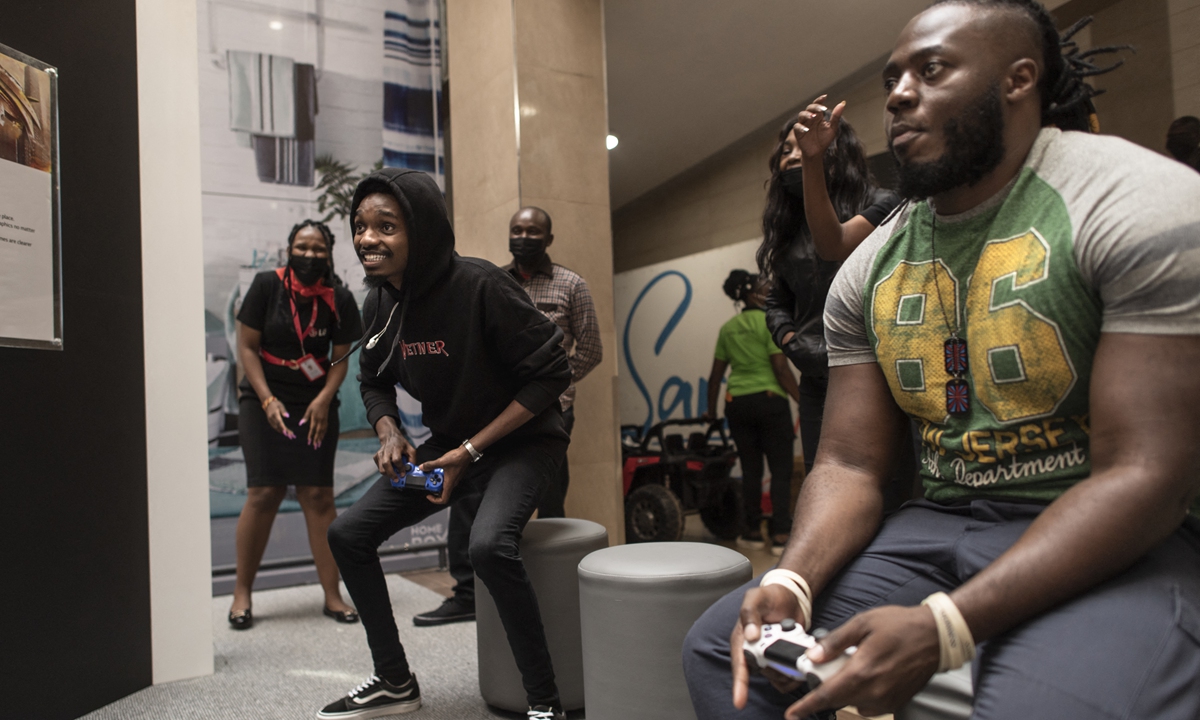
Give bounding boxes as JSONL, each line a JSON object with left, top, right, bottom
{"left": 229, "top": 220, "right": 364, "bottom": 629}
{"left": 758, "top": 99, "right": 901, "bottom": 502}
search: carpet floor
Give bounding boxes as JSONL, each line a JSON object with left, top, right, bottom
{"left": 81, "top": 575, "right": 520, "bottom": 720}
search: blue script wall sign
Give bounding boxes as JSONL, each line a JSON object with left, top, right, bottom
{"left": 622, "top": 270, "right": 722, "bottom": 433}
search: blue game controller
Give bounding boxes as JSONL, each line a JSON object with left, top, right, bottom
{"left": 390, "top": 462, "right": 445, "bottom": 493}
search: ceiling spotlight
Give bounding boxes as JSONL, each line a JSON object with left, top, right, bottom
{"left": 606, "top": 134, "right": 619, "bottom": 150}
{"left": 269, "top": 20, "right": 283, "bottom": 30}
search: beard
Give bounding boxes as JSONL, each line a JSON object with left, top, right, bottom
{"left": 892, "top": 82, "right": 1006, "bottom": 200}
{"left": 362, "top": 272, "right": 392, "bottom": 289}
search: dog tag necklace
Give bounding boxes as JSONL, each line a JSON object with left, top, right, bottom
{"left": 930, "top": 213, "right": 970, "bottom": 417}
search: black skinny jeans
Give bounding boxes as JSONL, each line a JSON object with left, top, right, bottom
{"left": 537, "top": 405, "right": 575, "bottom": 518}
{"left": 724, "top": 391, "right": 794, "bottom": 536}
{"left": 445, "top": 406, "right": 575, "bottom": 602}
{"left": 327, "top": 434, "right": 567, "bottom": 706}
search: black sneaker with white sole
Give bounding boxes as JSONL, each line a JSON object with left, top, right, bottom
{"left": 317, "top": 674, "right": 421, "bottom": 719}
{"left": 527, "top": 705, "right": 565, "bottom": 720}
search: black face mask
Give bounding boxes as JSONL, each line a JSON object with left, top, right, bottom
{"left": 780, "top": 166, "right": 805, "bottom": 198}
{"left": 289, "top": 255, "right": 329, "bottom": 286}
{"left": 509, "top": 236, "right": 548, "bottom": 265}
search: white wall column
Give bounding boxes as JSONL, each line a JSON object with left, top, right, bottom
{"left": 136, "top": 0, "right": 214, "bottom": 684}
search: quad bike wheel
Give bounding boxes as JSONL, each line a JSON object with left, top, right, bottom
{"left": 699, "top": 483, "right": 743, "bottom": 540}
{"left": 625, "top": 483, "right": 685, "bottom": 543}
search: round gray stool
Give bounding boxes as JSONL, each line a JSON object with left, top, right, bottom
{"left": 579, "top": 542, "right": 752, "bottom": 720}
{"left": 475, "top": 517, "right": 609, "bottom": 712}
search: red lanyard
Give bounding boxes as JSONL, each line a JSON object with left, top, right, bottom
{"left": 287, "top": 291, "right": 319, "bottom": 349}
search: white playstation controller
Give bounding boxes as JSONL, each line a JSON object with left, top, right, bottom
{"left": 742, "top": 619, "right": 856, "bottom": 690}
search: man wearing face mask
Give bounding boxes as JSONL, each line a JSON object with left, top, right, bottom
{"left": 411, "top": 206, "right": 602, "bottom": 629}
{"left": 505, "top": 206, "right": 603, "bottom": 515}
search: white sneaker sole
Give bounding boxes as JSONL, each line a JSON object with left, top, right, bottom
{"left": 316, "top": 697, "right": 421, "bottom": 719}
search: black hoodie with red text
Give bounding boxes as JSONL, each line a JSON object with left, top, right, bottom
{"left": 354, "top": 168, "right": 571, "bottom": 448}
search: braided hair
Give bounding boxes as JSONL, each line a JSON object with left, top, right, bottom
{"left": 723, "top": 269, "right": 761, "bottom": 306}
{"left": 286, "top": 219, "right": 341, "bottom": 286}
{"left": 933, "top": 0, "right": 1131, "bottom": 132}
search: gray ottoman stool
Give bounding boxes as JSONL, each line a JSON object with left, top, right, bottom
{"left": 579, "top": 542, "right": 752, "bottom": 720}
{"left": 897, "top": 664, "right": 974, "bottom": 720}
{"left": 475, "top": 517, "right": 609, "bottom": 712}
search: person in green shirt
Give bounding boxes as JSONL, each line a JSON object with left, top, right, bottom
{"left": 704, "top": 270, "right": 801, "bottom": 554}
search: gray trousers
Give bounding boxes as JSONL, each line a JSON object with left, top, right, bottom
{"left": 682, "top": 499, "right": 1200, "bottom": 720}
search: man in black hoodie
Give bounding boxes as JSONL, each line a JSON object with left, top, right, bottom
{"left": 319, "top": 168, "right": 571, "bottom": 720}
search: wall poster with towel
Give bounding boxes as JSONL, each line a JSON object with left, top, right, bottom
{"left": 0, "top": 42, "right": 61, "bottom": 350}
{"left": 199, "top": 0, "right": 448, "bottom": 528}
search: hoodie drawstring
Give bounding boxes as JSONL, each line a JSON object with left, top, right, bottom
{"left": 332, "top": 285, "right": 392, "bottom": 367}
{"left": 367, "top": 300, "right": 399, "bottom": 350}
{"left": 375, "top": 291, "right": 408, "bottom": 376}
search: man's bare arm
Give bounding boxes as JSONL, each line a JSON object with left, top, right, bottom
{"left": 951, "top": 333, "right": 1200, "bottom": 641}
{"left": 775, "top": 362, "right": 907, "bottom": 590}
{"left": 732, "top": 361, "right": 906, "bottom": 708}
{"left": 789, "top": 333, "right": 1200, "bottom": 718}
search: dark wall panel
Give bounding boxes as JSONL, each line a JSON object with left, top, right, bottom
{"left": 0, "top": 2, "right": 152, "bottom": 718}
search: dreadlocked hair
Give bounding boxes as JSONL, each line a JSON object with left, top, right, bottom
{"left": 933, "top": 0, "right": 1131, "bottom": 132}
{"left": 756, "top": 116, "right": 875, "bottom": 283}
{"left": 286, "top": 219, "right": 342, "bottom": 286}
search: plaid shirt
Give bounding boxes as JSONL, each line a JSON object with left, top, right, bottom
{"left": 504, "top": 255, "right": 603, "bottom": 411}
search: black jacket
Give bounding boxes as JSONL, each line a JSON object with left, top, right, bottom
{"left": 764, "top": 189, "right": 901, "bottom": 377}
{"left": 764, "top": 239, "right": 840, "bottom": 378}
{"left": 355, "top": 169, "right": 571, "bottom": 446}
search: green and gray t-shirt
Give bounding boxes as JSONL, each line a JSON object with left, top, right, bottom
{"left": 825, "top": 128, "right": 1200, "bottom": 514}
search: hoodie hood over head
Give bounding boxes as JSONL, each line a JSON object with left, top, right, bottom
{"left": 351, "top": 167, "right": 454, "bottom": 300}
{"left": 354, "top": 170, "right": 571, "bottom": 447}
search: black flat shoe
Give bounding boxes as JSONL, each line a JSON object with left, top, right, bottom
{"left": 228, "top": 608, "right": 253, "bottom": 630}
{"left": 323, "top": 607, "right": 359, "bottom": 624}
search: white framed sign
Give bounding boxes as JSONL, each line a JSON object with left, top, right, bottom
{"left": 0, "top": 42, "right": 61, "bottom": 350}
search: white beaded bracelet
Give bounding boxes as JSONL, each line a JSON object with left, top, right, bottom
{"left": 760, "top": 568, "right": 813, "bottom": 630}
{"left": 921, "top": 592, "right": 976, "bottom": 672}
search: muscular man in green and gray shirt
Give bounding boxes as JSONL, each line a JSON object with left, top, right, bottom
{"left": 683, "top": 2, "right": 1200, "bottom": 719}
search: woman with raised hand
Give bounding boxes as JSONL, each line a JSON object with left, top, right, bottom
{"left": 758, "top": 104, "right": 900, "bottom": 483}
{"left": 228, "top": 220, "right": 364, "bottom": 630}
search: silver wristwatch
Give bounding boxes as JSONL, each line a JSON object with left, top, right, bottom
{"left": 461, "top": 439, "right": 483, "bottom": 463}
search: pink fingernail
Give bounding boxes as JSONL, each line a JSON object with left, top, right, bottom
{"left": 284, "top": 412, "right": 290, "bottom": 418}
{"left": 299, "top": 419, "right": 307, "bottom": 426}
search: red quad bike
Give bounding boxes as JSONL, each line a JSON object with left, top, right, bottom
{"left": 621, "top": 418, "right": 742, "bottom": 543}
